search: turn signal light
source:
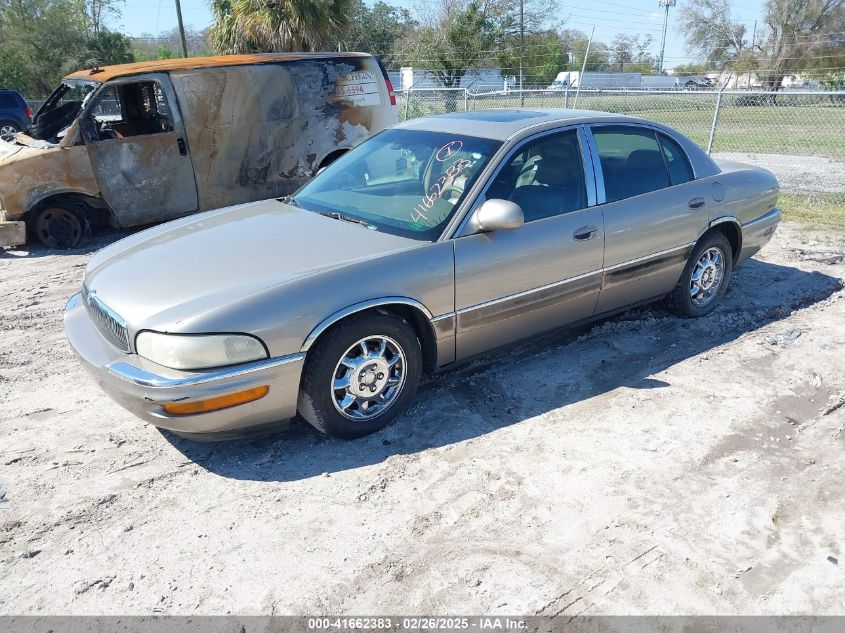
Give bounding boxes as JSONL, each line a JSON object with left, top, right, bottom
{"left": 163, "top": 386, "right": 269, "bottom": 415}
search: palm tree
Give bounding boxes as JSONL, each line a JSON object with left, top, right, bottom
{"left": 209, "top": 0, "right": 353, "bottom": 54}
{"left": 85, "top": 31, "right": 135, "bottom": 67}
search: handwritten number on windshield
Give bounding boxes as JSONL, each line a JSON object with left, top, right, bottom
{"left": 410, "top": 155, "right": 474, "bottom": 224}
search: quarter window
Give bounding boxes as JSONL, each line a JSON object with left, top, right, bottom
{"left": 486, "top": 130, "right": 587, "bottom": 222}
{"left": 658, "top": 133, "right": 693, "bottom": 185}
{"left": 592, "top": 126, "right": 670, "bottom": 203}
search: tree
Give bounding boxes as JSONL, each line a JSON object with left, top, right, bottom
{"left": 341, "top": 0, "right": 416, "bottom": 61}
{"left": 498, "top": 30, "right": 568, "bottom": 86}
{"left": 0, "top": 0, "right": 91, "bottom": 94}
{"left": 133, "top": 27, "right": 212, "bottom": 59}
{"left": 678, "top": 0, "right": 747, "bottom": 67}
{"left": 561, "top": 30, "right": 609, "bottom": 72}
{"left": 758, "top": 0, "right": 845, "bottom": 90}
{"left": 678, "top": 0, "right": 845, "bottom": 90}
{"left": 609, "top": 34, "right": 657, "bottom": 72}
{"left": 394, "top": 0, "right": 499, "bottom": 91}
{"left": 85, "top": 0, "right": 121, "bottom": 36}
{"left": 209, "top": 0, "right": 354, "bottom": 53}
{"left": 85, "top": 30, "right": 134, "bottom": 66}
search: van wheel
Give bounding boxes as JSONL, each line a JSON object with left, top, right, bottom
{"left": 31, "top": 204, "right": 91, "bottom": 249}
{"left": 298, "top": 312, "right": 422, "bottom": 439}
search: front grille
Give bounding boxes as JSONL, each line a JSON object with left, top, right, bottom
{"left": 83, "top": 287, "right": 130, "bottom": 352}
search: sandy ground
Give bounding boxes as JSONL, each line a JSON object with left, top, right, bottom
{"left": 1, "top": 223, "right": 844, "bottom": 615}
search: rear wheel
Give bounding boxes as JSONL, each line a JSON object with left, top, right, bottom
{"left": 31, "top": 204, "right": 91, "bottom": 249}
{"left": 0, "top": 121, "right": 19, "bottom": 142}
{"left": 298, "top": 312, "right": 423, "bottom": 439}
{"left": 669, "top": 231, "right": 733, "bottom": 317}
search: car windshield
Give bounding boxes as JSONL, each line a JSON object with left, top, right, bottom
{"left": 293, "top": 128, "right": 502, "bottom": 241}
{"left": 29, "top": 79, "right": 98, "bottom": 143}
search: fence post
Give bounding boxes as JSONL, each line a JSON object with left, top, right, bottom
{"left": 464, "top": 88, "right": 468, "bottom": 111}
{"left": 707, "top": 89, "right": 725, "bottom": 155}
{"left": 404, "top": 88, "right": 412, "bottom": 121}
{"left": 564, "top": 87, "right": 569, "bottom": 109}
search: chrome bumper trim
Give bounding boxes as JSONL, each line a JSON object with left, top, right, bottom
{"left": 107, "top": 353, "right": 306, "bottom": 388}
{"left": 742, "top": 207, "right": 781, "bottom": 228}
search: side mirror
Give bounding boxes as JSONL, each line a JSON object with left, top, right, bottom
{"left": 474, "top": 198, "right": 524, "bottom": 232}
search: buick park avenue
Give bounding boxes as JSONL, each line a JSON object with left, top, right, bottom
{"left": 65, "top": 109, "right": 781, "bottom": 439}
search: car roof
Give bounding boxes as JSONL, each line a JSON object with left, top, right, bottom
{"left": 396, "top": 108, "right": 644, "bottom": 141}
{"left": 63, "top": 52, "right": 374, "bottom": 84}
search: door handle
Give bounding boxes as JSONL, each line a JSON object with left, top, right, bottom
{"left": 688, "top": 197, "right": 706, "bottom": 210}
{"left": 177, "top": 137, "right": 187, "bottom": 156}
{"left": 573, "top": 225, "right": 598, "bottom": 241}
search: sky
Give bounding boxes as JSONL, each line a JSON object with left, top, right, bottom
{"left": 111, "top": 0, "right": 768, "bottom": 71}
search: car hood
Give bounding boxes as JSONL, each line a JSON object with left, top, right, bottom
{"left": 84, "top": 199, "right": 424, "bottom": 331}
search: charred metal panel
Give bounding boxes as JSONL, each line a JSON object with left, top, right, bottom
{"left": 0, "top": 142, "right": 99, "bottom": 220}
{"left": 87, "top": 131, "right": 199, "bottom": 227}
{"left": 171, "top": 57, "right": 394, "bottom": 212}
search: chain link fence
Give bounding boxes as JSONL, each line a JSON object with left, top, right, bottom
{"left": 398, "top": 87, "right": 845, "bottom": 218}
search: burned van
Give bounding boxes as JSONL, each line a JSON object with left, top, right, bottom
{"left": 0, "top": 53, "right": 398, "bottom": 248}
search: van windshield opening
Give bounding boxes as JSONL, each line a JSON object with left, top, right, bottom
{"left": 28, "top": 80, "right": 98, "bottom": 143}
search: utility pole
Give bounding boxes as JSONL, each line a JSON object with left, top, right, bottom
{"left": 747, "top": 20, "right": 757, "bottom": 89}
{"left": 175, "top": 0, "right": 189, "bottom": 58}
{"left": 658, "top": 0, "right": 676, "bottom": 74}
{"left": 519, "top": 0, "right": 524, "bottom": 92}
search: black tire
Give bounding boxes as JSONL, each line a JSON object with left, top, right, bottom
{"left": 669, "top": 230, "right": 733, "bottom": 317}
{"left": 298, "top": 311, "right": 423, "bottom": 439}
{"left": 29, "top": 203, "right": 91, "bottom": 249}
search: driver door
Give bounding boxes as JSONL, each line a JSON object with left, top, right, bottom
{"left": 453, "top": 128, "right": 605, "bottom": 360}
{"left": 83, "top": 74, "right": 198, "bottom": 226}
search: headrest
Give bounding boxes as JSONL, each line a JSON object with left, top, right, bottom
{"left": 627, "top": 149, "right": 664, "bottom": 170}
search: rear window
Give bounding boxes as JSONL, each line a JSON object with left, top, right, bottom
{"left": 0, "top": 93, "right": 20, "bottom": 108}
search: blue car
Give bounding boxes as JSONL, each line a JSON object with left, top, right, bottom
{"left": 0, "top": 89, "right": 31, "bottom": 142}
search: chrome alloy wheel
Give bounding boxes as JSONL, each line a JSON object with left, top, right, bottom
{"left": 331, "top": 335, "right": 407, "bottom": 421}
{"left": 690, "top": 247, "right": 725, "bottom": 307}
{"left": 0, "top": 124, "right": 17, "bottom": 142}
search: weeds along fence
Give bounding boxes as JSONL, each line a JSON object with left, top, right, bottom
{"left": 398, "top": 87, "right": 845, "bottom": 213}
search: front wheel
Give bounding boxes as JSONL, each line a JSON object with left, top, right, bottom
{"left": 298, "top": 312, "right": 423, "bottom": 439}
{"left": 669, "top": 231, "right": 733, "bottom": 317}
{"left": 31, "top": 204, "right": 91, "bottom": 249}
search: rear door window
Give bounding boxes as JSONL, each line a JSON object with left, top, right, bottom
{"left": 592, "top": 126, "right": 670, "bottom": 203}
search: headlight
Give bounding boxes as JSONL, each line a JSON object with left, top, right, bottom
{"left": 135, "top": 332, "right": 268, "bottom": 370}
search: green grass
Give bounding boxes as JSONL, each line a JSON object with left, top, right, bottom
{"left": 779, "top": 193, "right": 845, "bottom": 230}
{"left": 401, "top": 93, "right": 845, "bottom": 159}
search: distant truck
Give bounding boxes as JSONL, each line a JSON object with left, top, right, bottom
{"left": 547, "top": 71, "right": 641, "bottom": 90}
{"left": 546, "top": 71, "right": 710, "bottom": 91}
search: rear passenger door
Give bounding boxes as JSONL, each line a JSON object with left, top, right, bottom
{"left": 587, "top": 124, "right": 709, "bottom": 314}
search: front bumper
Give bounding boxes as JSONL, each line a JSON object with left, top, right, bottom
{"left": 64, "top": 293, "right": 305, "bottom": 435}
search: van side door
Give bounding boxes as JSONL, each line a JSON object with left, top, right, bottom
{"left": 82, "top": 73, "right": 198, "bottom": 226}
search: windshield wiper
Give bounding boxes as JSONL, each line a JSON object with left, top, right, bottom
{"left": 317, "top": 211, "right": 374, "bottom": 229}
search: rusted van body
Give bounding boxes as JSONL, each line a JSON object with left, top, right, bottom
{"left": 0, "top": 53, "right": 397, "bottom": 248}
